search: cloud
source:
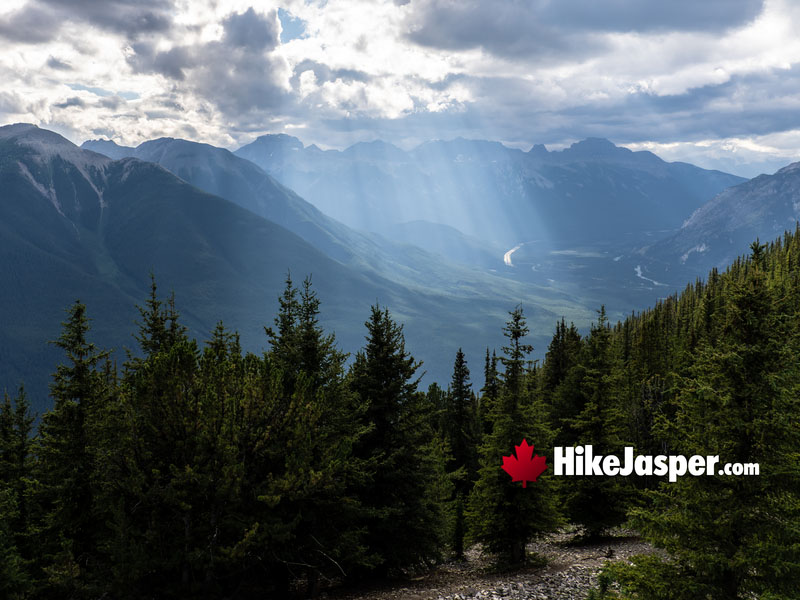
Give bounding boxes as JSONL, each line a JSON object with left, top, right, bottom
{"left": 54, "top": 96, "right": 86, "bottom": 109}
{"left": 405, "top": 0, "right": 765, "bottom": 59}
{"left": 98, "top": 95, "right": 126, "bottom": 110}
{"left": 46, "top": 56, "right": 73, "bottom": 70}
{"left": 405, "top": 0, "right": 598, "bottom": 59}
{"left": 0, "top": 91, "right": 27, "bottom": 114}
{"left": 542, "top": 0, "right": 764, "bottom": 34}
{"left": 1, "top": 0, "right": 798, "bottom": 178}
{"left": 291, "top": 59, "right": 372, "bottom": 87}
{"left": 0, "top": 0, "right": 173, "bottom": 44}
{"left": 41, "top": 0, "right": 172, "bottom": 38}
{"left": 0, "top": 5, "right": 62, "bottom": 43}
{"left": 223, "top": 6, "right": 280, "bottom": 50}
{"left": 126, "top": 7, "right": 290, "bottom": 117}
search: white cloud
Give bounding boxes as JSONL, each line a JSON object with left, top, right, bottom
{"left": 0, "top": 0, "right": 799, "bottom": 175}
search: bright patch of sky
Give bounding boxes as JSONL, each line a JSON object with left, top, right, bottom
{"left": 278, "top": 8, "right": 306, "bottom": 43}
{"left": 0, "top": 0, "right": 798, "bottom": 175}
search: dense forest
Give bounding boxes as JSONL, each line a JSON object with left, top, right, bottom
{"left": 2, "top": 227, "right": 800, "bottom": 599}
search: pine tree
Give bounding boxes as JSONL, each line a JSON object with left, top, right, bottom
{"left": 35, "top": 301, "right": 109, "bottom": 594}
{"left": 563, "top": 307, "right": 631, "bottom": 538}
{"left": 350, "top": 305, "right": 444, "bottom": 573}
{"left": 443, "top": 349, "right": 479, "bottom": 559}
{"left": 257, "top": 276, "right": 369, "bottom": 593}
{"left": 620, "top": 242, "right": 800, "bottom": 598}
{"left": 0, "top": 387, "right": 34, "bottom": 598}
{"left": 467, "top": 307, "right": 560, "bottom": 565}
{"left": 106, "top": 285, "right": 209, "bottom": 596}
{"left": 480, "top": 349, "right": 500, "bottom": 435}
{"left": 541, "top": 318, "right": 583, "bottom": 446}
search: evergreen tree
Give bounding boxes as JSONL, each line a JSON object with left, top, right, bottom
{"left": 479, "top": 349, "right": 500, "bottom": 435}
{"left": 563, "top": 307, "right": 631, "bottom": 538}
{"left": 467, "top": 307, "right": 560, "bottom": 565}
{"left": 34, "top": 301, "right": 109, "bottom": 595}
{"left": 0, "top": 387, "right": 34, "bottom": 598}
{"left": 443, "top": 349, "right": 479, "bottom": 559}
{"left": 541, "top": 318, "right": 583, "bottom": 446}
{"left": 617, "top": 242, "right": 800, "bottom": 598}
{"left": 257, "top": 276, "right": 369, "bottom": 593}
{"left": 350, "top": 305, "right": 444, "bottom": 573}
{"left": 106, "top": 285, "right": 212, "bottom": 596}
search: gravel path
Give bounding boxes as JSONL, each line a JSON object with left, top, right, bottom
{"left": 326, "top": 531, "right": 656, "bottom": 600}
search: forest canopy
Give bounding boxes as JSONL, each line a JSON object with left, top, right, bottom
{"left": 2, "top": 227, "right": 800, "bottom": 599}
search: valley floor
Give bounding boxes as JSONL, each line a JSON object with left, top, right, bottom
{"left": 329, "top": 530, "right": 657, "bottom": 600}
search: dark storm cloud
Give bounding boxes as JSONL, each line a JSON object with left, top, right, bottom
{"left": 0, "top": 5, "right": 62, "bottom": 43}
{"left": 291, "top": 59, "right": 373, "bottom": 87}
{"left": 544, "top": 0, "right": 764, "bottom": 34}
{"left": 99, "top": 95, "right": 126, "bottom": 110}
{"left": 471, "top": 64, "right": 800, "bottom": 146}
{"left": 293, "top": 60, "right": 800, "bottom": 160}
{"left": 406, "top": 0, "right": 587, "bottom": 59}
{"left": 0, "top": 0, "right": 172, "bottom": 44}
{"left": 128, "top": 42, "right": 198, "bottom": 80}
{"left": 40, "top": 0, "right": 172, "bottom": 38}
{"left": 222, "top": 6, "right": 280, "bottom": 50}
{"left": 54, "top": 96, "right": 86, "bottom": 109}
{"left": 127, "top": 7, "right": 290, "bottom": 117}
{"left": 46, "top": 56, "right": 73, "bottom": 70}
{"left": 406, "top": 0, "right": 765, "bottom": 58}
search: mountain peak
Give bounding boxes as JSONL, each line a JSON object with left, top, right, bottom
{"left": 343, "top": 139, "right": 406, "bottom": 161}
{"left": 775, "top": 161, "right": 800, "bottom": 176}
{"left": 564, "top": 137, "right": 624, "bottom": 156}
{"left": 252, "top": 133, "right": 304, "bottom": 149}
{"left": 81, "top": 138, "right": 136, "bottom": 160}
{"left": 528, "top": 143, "right": 549, "bottom": 157}
{"left": 1, "top": 122, "right": 74, "bottom": 147}
{"left": 2, "top": 122, "right": 110, "bottom": 169}
{"left": 0, "top": 123, "right": 39, "bottom": 138}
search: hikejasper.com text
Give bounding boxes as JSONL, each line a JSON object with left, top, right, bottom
{"left": 554, "top": 445, "right": 760, "bottom": 482}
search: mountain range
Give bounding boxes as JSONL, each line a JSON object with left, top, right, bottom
{"left": 7, "top": 123, "right": 800, "bottom": 413}
{"left": 640, "top": 161, "right": 800, "bottom": 281}
{"left": 3, "top": 124, "right": 590, "bottom": 411}
{"left": 234, "top": 134, "right": 745, "bottom": 250}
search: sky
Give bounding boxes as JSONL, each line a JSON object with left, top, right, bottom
{"left": 1, "top": 0, "right": 800, "bottom": 177}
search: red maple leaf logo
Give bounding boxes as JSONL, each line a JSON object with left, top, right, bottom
{"left": 502, "top": 439, "right": 547, "bottom": 487}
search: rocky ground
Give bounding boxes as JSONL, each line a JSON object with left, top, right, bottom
{"left": 325, "top": 530, "right": 657, "bottom": 600}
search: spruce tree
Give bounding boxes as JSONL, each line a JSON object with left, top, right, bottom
{"left": 563, "top": 307, "right": 631, "bottom": 538}
{"left": 34, "top": 301, "right": 109, "bottom": 594}
{"left": 443, "top": 349, "right": 479, "bottom": 559}
{"left": 541, "top": 318, "right": 583, "bottom": 447}
{"left": 480, "top": 348, "right": 500, "bottom": 435}
{"left": 467, "top": 307, "right": 560, "bottom": 565}
{"left": 0, "top": 387, "right": 34, "bottom": 598}
{"left": 258, "top": 276, "right": 369, "bottom": 592}
{"left": 621, "top": 242, "right": 800, "bottom": 598}
{"left": 350, "top": 305, "right": 444, "bottom": 573}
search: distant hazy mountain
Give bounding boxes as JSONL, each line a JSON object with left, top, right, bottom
{"left": 82, "top": 137, "right": 507, "bottom": 276}
{"left": 641, "top": 162, "right": 800, "bottom": 279}
{"left": 235, "top": 134, "right": 746, "bottom": 246}
{"left": 83, "top": 136, "right": 366, "bottom": 265}
{"left": 386, "top": 220, "right": 503, "bottom": 269}
{"left": 6, "top": 125, "right": 591, "bottom": 410}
